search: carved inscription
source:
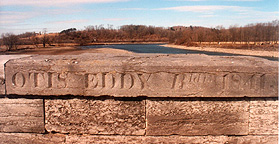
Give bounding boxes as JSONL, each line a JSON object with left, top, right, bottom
{"left": 85, "top": 73, "right": 142, "bottom": 89}
{"left": 9, "top": 72, "right": 277, "bottom": 96}
{"left": 11, "top": 72, "right": 153, "bottom": 90}
{"left": 172, "top": 73, "right": 219, "bottom": 89}
{"left": 223, "top": 74, "right": 265, "bottom": 95}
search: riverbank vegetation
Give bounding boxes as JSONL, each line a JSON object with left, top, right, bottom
{"left": 0, "top": 20, "right": 278, "bottom": 52}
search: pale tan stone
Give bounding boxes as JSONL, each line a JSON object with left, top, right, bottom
{"left": 0, "top": 98, "right": 44, "bottom": 133}
{"left": 65, "top": 135, "right": 144, "bottom": 144}
{"left": 145, "top": 136, "right": 229, "bottom": 144}
{"left": 65, "top": 135, "right": 229, "bottom": 144}
{"left": 0, "top": 133, "right": 66, "bottom": 144}
{"left": 146, "top": 100, "right": 249, "bottom": 136}
{"left": 0, "top": 78, "right": 4, "bottom": 95}
{"left": 0, "top": 134, "right": 276, "bottom": 144}
{"left": 0, "top": 55, "right": 31, "bottom": 95}
{"left": 5, "top": 54, "right": 278, "bottom": 97}
{"left": 249, "top": 98, "right": 278, "bottom": 135}
{"left": 65, "top": 135, "right": 278, "bottom": 144}
{"left": 0, "top": 99, "right": 43, "bottom": 117}
{"left": 45, "top": 98, "right": 145, "bottom": 135}
{"left": 228, "top": 136, "right": 278, "bottom": 144}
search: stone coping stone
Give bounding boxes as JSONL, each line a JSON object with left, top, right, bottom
{"left": 0, "top": 55, "right": 31, "bottom": 95}
{"left": 5, "top": 54, "right": 278, "bottom": 97}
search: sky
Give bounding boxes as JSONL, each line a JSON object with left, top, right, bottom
{"left": 0, "top": 0, "right": 278, "bottom": 34}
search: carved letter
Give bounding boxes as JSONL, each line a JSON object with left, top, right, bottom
{"left": 105, "top": 73, "right": 115, "bottom": 88}
{"left": 231, "top": 74, "right": 241, "bottom": 90}
{"left": 29, "top": 72, "right": 48, "bottom": 88}
{"left": 190, "top": 73, "right": 201, "bottom": 83}
{"left": 172, "top": 74, "right": 185, "bottom": 89}
{"left": 86, "top": 74, "right": 99, "bottom": 88}
{"left": 50, "top": 72, "right": 66, "bottom": 88}
{"left": 12, "top": 72, "right": 26, "bottom": 87}
{"left": 137, "top": 73, "right": 151, "bottom": 89}
{"left": 123, "top": 73, "right": 134, "bottom": 89}
{"left": 86, "top": 73, "right": 106, "bottom": 89}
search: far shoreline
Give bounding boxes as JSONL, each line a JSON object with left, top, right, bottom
{"left": 161, "top": 44, "right": 279, "bottom": 58}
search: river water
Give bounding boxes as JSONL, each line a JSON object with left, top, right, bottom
{"left": 81, "top": 44, "right": 278, "bottom": 61}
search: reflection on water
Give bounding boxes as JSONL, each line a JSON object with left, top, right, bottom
{"left": 81, "top": 44, "right": 278, "bottom": 61}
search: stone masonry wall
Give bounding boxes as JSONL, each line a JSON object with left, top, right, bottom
{"left": 0, "top": 54, "right": 278, "bottom": 144}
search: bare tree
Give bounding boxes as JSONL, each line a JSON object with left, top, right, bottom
{"left": 1, "top": 33, "right": 19, "bottom": 51}
{"left": 42, "top": 28, "right": 49, "bottom": 48}
{"left": 31, "top": 35, "right": 40, "bottom": 48}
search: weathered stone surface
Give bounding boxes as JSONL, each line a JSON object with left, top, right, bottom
{"left": 0, "top": 55, "right": 31, "bottom": 95}
{"left": 228, "top": 136, "right": 278, "bottom": 144}
{"left": 0, "top": 134, "right": 276, "bottom": 144}
{"left": 0, "top": 78, "right": 4, "bottom": 96}
{"left": 65, "top": 135, "right": 278, "bottom": 144}
{"left": 5, "top": 54, "right": 278, "bottom": 97}
{"left": 0, "top": 133, "right": 66, "bottom": 144}
{"left": 145, "top": 136, "right": 229, "bottom": 144}
{"left": 146, "top": 100, "right": 249, "bottom": 136}
{"left": 66, "top": 135, "right": 145, "bottom": 144}
{"left": 0, "top": 98, "right": 44, "bottom": 133}
{"left": 65, "top": 135, "right": 228, "bottom": 144}
{"left": 249, "top": 98, "right": 278, "bottom": 135}
{"left": 45, "top": 98, "right": 145, "bottom": 135}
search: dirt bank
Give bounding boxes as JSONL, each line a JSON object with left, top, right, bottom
{"left": 162, "top": 44, "right": 278, "bottom": 58}
{"left": 0, "top": 46, "right": 133, "bottom": 55}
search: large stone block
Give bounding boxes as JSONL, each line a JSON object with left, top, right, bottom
{"left": 145, "top": 136, "right": 229, "bottom": 144}
{"left": 65, "top": 135, "right": 228, "bottom": 144}
{"left": 146, "top": 100, "right": 249, "bottom": 136}
{"left": 0, "top": 98, "right": 44, "bottom": 133}
{"left": 5, "top": 54, "right": 278, "bottom": 97}
{"left": 0, "top": 133, "right": 65, "bottom": 144}
{"left": 45, "top": 98, "right": 145, "bottom": 135}
{"left": 228, "top": 136, "right": 278, "bottom": 144}
{"left": 65, "top": 135, "right": 278, "bottom": 144}
{"left": 249, "top": 98, "right": 278, "bottom": 135}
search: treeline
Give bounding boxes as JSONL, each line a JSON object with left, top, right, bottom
{"left": 55, "top": 25, "right": 169, "bottom": 46}
{"left": 52, "top": 20, "right": 279, "bottom": 46}
{"left": 0, "top": 20, "right": 278, "bottom": 51}
{"left": 170, "top": 20, "right": 279, "bottom": 46}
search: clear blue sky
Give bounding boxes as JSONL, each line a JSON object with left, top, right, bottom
{"left": 0, "top": 0, "right": 278, "bottom": 34}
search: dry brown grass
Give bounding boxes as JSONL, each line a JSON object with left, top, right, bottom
{"left": 185, "top": 42, "right": 279, "bottom": 52}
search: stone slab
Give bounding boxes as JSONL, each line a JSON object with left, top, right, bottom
{"left": 146, "top": 100, "right": 249, "bottom": 136}
{"left": 0, "top": 55, "right": 31, "bottom": 95}
{"left": 65, "top": 135, "right": 228, "bottom": 144}
{"left": 0, "top": 98, "right": 44, "bottom": 133}
{"left": 45, "top": 98, "right": 145, "bottom": 135}
{"left": 5, "top": 54, "right": 278, "bottom": 97}
{"left": 0, "top": 133, "right": 66, "bottom": 144}
{"left": 228, "top": 136, "right": 278, "bottom": 144}
{"left": 65, "top": 135, "right": 278, "bottom": 144}
{"left": 0, "top": 134, "right": 276, "bottom": 144}
{"left": 249, "top": 98, "right": 278, "bottom": 135}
